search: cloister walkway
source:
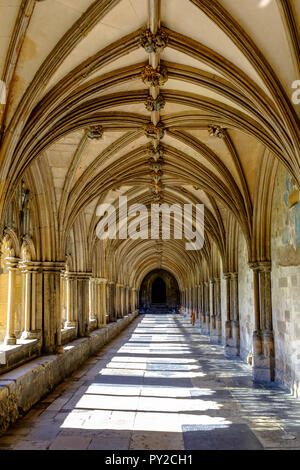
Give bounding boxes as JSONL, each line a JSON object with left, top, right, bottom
{"left": 0, "top": 314, "right": 299, "bottom": 450}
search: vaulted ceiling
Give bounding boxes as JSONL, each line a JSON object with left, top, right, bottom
{"left": 0, "top": 0, "right": 299, "bottom": 286}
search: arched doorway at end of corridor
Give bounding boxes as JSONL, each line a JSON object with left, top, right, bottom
{"left": 139, "top": 269, "right": 180, "bottom": 314}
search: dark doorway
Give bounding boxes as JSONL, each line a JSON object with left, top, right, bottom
{"left": 152, "top": 277, "right": 166, "bottom": 304}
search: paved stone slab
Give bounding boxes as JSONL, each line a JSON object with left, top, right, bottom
{"left": 0, "top": 314, "right": 300, "bottom": 450}
{"left": 182, "top": 423, "right": 264, "bottom": 450}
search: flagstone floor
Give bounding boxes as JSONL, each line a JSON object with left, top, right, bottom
{"left": 0, "top": 314, "right": 300, "bottom": 450}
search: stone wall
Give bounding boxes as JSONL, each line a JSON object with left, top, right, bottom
{"left": 0, "top": 311, "right": 139, "bottom": 434}
{"left": 271, "top": 163, "right": 300, "bottom": 397}
{"left": 238, "top": 229, "right": 254, "bottom": 362}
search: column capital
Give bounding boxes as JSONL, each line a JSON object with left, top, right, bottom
{"left": 40, "top": 261, "right": 65, "bottom": 273}
{"left": 223, "top": 272, "right": 231, "bottom": 280}
{"left": 248, "top": 261, "right": 271, "bottom": 271}
{"left": 19, "top": 260, "right": 41, "bottom": 273}
{"left": 231, "top": 272, "right": 238, "bottom": 279}
{"left": 4, "top": 256, "right": 19, "bottom": 270}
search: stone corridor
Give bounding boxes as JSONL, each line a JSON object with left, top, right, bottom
{"left": 0, "top": 314, "right": 299, "bottom": 451}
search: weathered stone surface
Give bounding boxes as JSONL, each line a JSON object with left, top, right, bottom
{"left": 0, "top": 312, "right": 138, "bottom": 435}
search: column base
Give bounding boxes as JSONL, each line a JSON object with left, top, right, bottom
{"left": 252, "top": 329, "right": 275, "bottom": 383}
{"left": 64, "top": 321, "right": 78, "bottom": 329}
{"left": 55, "top": 345, "right": 64, "bottom": 355}
{"left": 4, "top": 335, "right": 16, "bottom": 345}
{"left": 224, "top": 344, "right": 239, "bottom": 358}
{"left": 201, "top": 322, "right": 210, "bottom": 335}
{"left": 21, "top": 330, "right": 41, "bottom": 340}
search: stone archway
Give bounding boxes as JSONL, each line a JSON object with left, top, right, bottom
{"left": 139, "top": 269, "right": 180, "bottom": 313}
{"left": 152, "top": 277, "right": 166, "bottom": 304}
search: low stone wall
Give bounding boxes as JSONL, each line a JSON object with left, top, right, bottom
{"left": 0, "top": 311, "right": 139, "bottom": 434}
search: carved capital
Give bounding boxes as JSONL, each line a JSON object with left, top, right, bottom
{"left": 141, "top": 65, "right": 168, "bottom": 87}
{"left": 140, "top": 29, "right": 168, "bottom": 53}
{"left": 145, "top": 94, "right": 165, "bottom": 112}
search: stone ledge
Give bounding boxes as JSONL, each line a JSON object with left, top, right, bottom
{"left": 0, "top": 311, "right": 138, "bottom": 434}
{"left": 0, "top": 339, "right": 41, "bottom": 372}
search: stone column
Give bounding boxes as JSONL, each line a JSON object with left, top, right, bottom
{"left": 210, "top": 278, "right": 220, "bottom": 343}
{"left": 249, "top": 262, "right": 274, "bottom": 383}
{"left": 115, "top": 284, "right": 121, "bottom": 318}
{"left": 200, "top": 281, "right": 205, "bottom": 328}
{"left": 74, "top": 273, "right": 90, "bottom": 337}
{"left": 64, "top": 272, "right": 77, "bottom": 329}
{"left": 108, "top": 281, "right": 116, "bottom": 322}
{"left": 201, "top": 281, "right": 210, "bottom": 335}
{"left": 224, "top": 273, "right": 232, "bottom": 357}
{"left": 231, "top": 272, "right": 240, "bottom": 355}
{"left": 215, "top": 278, "right": 222, "bottom": 343}
{"left": 20, "top": 261, "right": 41, "bottom": 339}
{"left": 4, "top": 257, "right": 19, "bottom": 345}
{"left": 123, "top": 286, "right": 127, "bottom": 315}
{"left": 41, "top": 262, "right": 64, "bottom": 354}
{"left": 97, "top": 278, "right": 107, "bottom": 326}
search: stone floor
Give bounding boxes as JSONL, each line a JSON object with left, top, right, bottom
{"left": 0, "top": 314, "right": 300, "bottom": 450}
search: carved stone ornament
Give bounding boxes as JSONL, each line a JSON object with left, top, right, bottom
{"left": 141, "top": 65, "right": 168, "bottom": 87}
{"left": 144, "top": 122, "right": 165, "bottom": 141}
{"left": 208, "top": 125, "right": 226, "bottom": 139}
{"left": 140, "top": 29, "right": 169, "bottom": 53}
{"left": 87, "top": 125, "right": 104, "bottom": 140}
{"left": 145, "top": 94, "right": 165, "bottom": 112}
{"left": 148, "top": 144, "right": 164, "bottom": 160}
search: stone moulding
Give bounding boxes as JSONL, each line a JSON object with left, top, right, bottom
{"left": 140, "top": 28, "right": 169, "bottom": 53}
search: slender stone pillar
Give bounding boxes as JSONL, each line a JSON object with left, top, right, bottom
{"left": 249, "top": 262, "right": 274, "bottom": 383}
{"left": 125, "top": 286, "right": 129, "bottom": 315}
{"left": 231, "top": 272, "right": 240, "bottom": 355}
{"left": 200, "top": 281, "right": 205, "bottom": 328}
{"left": 20, "top": 261, "right": 41, "bottom": 339}
{"left": 201, "top": 281, "right": 210, "bottom": 334}
{"left": 41, "top": 262, "right": 64, "bottom": 354}
{"left": 97, "top": 278, "right": 107, "bottom": 326}
{"left": 74, "top": 274, "right": 90, "bottom": 337}
{"left": 4, "top": 257, "right": 19, "bottom": 345}
{"left": 215, "top": 277, "right": 222, "bottom": 343}
{"left": 210, "top": 278, "right": 221, "bottom": 343}
{"left": 64, "top": 272, "right": 77, "bottom": 329}
{"left": 224, "top": 273, "right": 232, "bottom": 356}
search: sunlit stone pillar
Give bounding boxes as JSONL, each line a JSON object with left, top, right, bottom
{"left": 64, "top": 272, "right": 77, "bottom": 329}
{"left": 4, "top": 257, "right": 19, "bottom": 345}
{"left": 215, "top": 277, "right": 222, "bottom": 343}
{"left": 230, "top": 272, "right": 240, "bottom": 355}
{"left": 224, "top": 273, "right": 232, "bottom": 357}
{"left": 210, "top": 278, "right": 220, "bottom": 343}
{"left": 89, "top": 278, "right": 97, "bottom": 323}
{"left": 130, "top": 288, "right": 135, "bottom": 312}
{"left": 20, "top": 261, "right": 41, "bottom": 339}
{"left": 125, "top": 286, "right": 130, "bottom": 315}
{"left": 41, "top": 262, "right": 64, "bottom": 354}
{"left": 249, "top": 262, "right": 274, "bottom": 383}
{"left": 200, "top": 281, "right": 205, "bottom": 328}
